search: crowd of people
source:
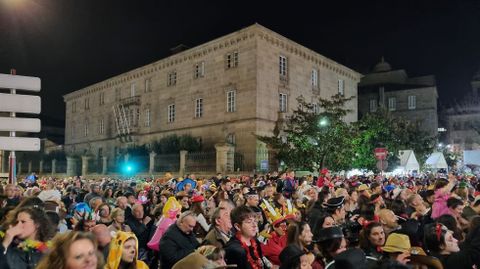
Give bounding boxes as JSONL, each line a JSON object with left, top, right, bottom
{"left": 1, "top": 169, "right": 480, "bottom": 269}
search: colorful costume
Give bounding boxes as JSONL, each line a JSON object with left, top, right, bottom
{"left": 147, "top": 197, "right": 181, "bottom": 251}
{"left": 105, "top": 231, "right": 148, "bottom": 269}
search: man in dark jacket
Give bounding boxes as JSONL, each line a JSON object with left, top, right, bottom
{"left": 158, "top": 211, "right": 199, "bottom": 269}
{"left": 125, "top": 204, "right": 154, "bottom": 261}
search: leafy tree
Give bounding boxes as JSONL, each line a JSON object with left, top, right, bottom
{"left": 151, "top": 134, "right": 202, "bottom": 154}
{"left": 352, "top": 108, "right": 437, "bottom": 171}
{"left": 259, "top": 94, "right": 355, "bottom": 171}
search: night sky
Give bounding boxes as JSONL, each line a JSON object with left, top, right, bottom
{"left": 1, "top": 0, "right": 479, "bottom": 126}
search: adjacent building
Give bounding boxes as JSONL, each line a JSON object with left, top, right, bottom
{"left": 445, "top": 70, "right": 480, "bottom": 153}
{"left": 63, "top": 24, "right": 361, "bottom": 172}
{"left": 358, "top": 58, "right": 438, "bottom": 136}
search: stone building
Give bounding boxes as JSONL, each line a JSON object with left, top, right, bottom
{"left": 63, "top": 24, "right": 361, "bottom": 173}
{"left": 358, "top": 58, "right": 438, "bottom": 136}
{"left": 445, "top": 70, "right": 480, "bottom": 153}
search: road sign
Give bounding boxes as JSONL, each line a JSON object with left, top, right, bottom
{"left": 376, "top": 160, "right": 388, "bottom": 171}
{"left": 0, "top": 117, "right": 41, "bottom": 132}
{"left": 374, "top": 147, "right": 388, "bottom": 160}
{"left": 0, "top": 137, "right": 41, "bottom": 151}
{"left": 0, "top": 73, "right": 41, "bottom": 92}
{"left": 0, "top": 93, "right": 41, "bottom": 114}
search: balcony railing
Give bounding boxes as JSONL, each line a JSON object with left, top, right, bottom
{"left": 118, "top": 96, "right": 140, "bottom": 106}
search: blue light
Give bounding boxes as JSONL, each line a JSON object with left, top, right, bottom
{"left": 127, "top": 166, "right": 132, "bottom": 171}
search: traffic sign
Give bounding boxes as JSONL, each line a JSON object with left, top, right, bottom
{"left": 0, "top": 117, "right": 41, "bottom": 132}
{"left": 0, "top": 93, "right": 41, "bottom": 114}
{"left": 0, "top": 137, "right": 41, "bottom": 151}
{"left": 374, "top": 148, "right": 388, "bottom": 160}
{"left": 0, "top": 73, "right": 41, "bottom": 92}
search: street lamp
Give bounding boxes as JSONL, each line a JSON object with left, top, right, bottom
{"left": 319, "top": 117, "right": 329, "bottom": 127}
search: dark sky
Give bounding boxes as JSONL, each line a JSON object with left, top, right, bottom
{"left": 1, "top": 0, "right": 480, "bottom": 126}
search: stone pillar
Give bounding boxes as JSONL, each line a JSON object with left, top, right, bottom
{"left": 179, "top": 150, "right": 187, "bottom": 176}
{"left": 215, "top": 143, "right": 234, "bottom": 173}
{"left": 18, "top": 162, "right": 22, "bottom": 175}
{"left": 51, "top": 159, "right": 57, "bottom": 175}
{"left": 28, "top": 161, "right": 32, "bottom": 173}
{"left": 81, "top": 156, "right": 90, "bottom": 176}
{"left": 102, "top": 156, "right": 108, "bottom": 175}
{"left": 66, "top": 157, "right": 77, "bottom": 176}
{"left": 124, "top": 154, "right": 130, "bottom": 163}
{"left": 39, "top": 160, "right": 44, "bottom": 174}
{"left": 149, "top": 152, "right": 156, "bottom": 174}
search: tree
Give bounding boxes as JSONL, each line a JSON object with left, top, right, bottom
{"left": 352, "top": 108, "right": 437, "bottom": 171}
{"left": 259, "top": 94, "right": 356, "bottom": 171}
{"left": 151, "top": 134, "right": 202, "bottom": 154}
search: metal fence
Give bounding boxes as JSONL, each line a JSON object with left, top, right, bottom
{"left": 154, "top": 154, "right": 180, "bottom": 172}
{"left": 186, "top": 151, "right": 216, "bottom": 172}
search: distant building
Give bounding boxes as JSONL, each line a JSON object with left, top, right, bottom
{"left": 63, "top": 24, "right": 361, "bottom": 172}
{"left": 445, "top": 70, "right": 480, "bottom": 153}
{"left": 358, "top": 58, "right": 438, "bottom": 136}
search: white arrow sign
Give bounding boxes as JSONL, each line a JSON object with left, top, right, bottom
{"left": 0, "top": 117, "right": 41, "bottom": 132}
{"left": 0, "top": 73, "right": 41, "bottom": 92}
{"left": 0, "top": 137, "right": 41, "bottom": 151}
{"left": 0, "top": 93, "right": 41, "bottom": 114}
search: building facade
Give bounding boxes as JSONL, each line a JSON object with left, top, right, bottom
{"left": 358, "top": 58, "right": 438, "bottom": 137}
{"left": 63, "top": 24, "right": 361, "bottom": 172}
{"left": 445, "top": 70, "right": 480, "bottom": 153}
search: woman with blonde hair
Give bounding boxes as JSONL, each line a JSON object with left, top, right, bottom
{"left": 36, "top": 231, "right": 103, "bottom": 269}
{"left": 108, "top": 207, "right": 131, "bottom": 233}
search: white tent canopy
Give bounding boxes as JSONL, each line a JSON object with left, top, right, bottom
{"left": 464, "top": 150, "right": 480, "bottom": 166}
{"left": 425, "top": 152, "right": 448, "bottom": 169}
{"left": 398, "top": 150, "right": 420, "bottom": 171}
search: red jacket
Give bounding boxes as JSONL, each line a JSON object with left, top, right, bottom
{"left": 261, "top": 232, "right": 287, "bottom": 265}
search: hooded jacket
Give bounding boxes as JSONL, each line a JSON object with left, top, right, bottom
{"left": 105, "top": 231, "right": 148, "bottom": 269}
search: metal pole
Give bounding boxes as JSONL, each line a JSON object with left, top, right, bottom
{"left": 8, "top": 69, "right": 16, "bottom": 185}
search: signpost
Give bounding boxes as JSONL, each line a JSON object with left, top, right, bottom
{"left": 374, "top": 147, "right": 388, "bottom": 174}
{"left": 0, "top": 70, "right": 41, "bottom": 185}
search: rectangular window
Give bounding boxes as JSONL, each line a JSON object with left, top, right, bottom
{"left": 338, "top": 79, "right": 345, "bottom": 96}
{"left": 279, "top": 93, "right": 288, "bottom": 112}
{"left": 135, "top": 108, "right": 140, "bottom": 126}
{"left": 84, "top": 98, "right": 90, "bottom": 110}
{"left": 72, "top": 101, "right": 77, "bottom": 113}
{"left": 144, "top": 108, "right": 151, "bottom": 127}
{"left": 194, "top": 62, "right": 205, "bottom": 79}
{"left": 311, "top": 69, "right": 318, "bottom": 88}
{"left": 388, "top": 97, "right": 396, "bottom": 111}
{"left": 144, "top": 78, "right": 151, "bottom": 92}
{"left": 99, "top": 92, "right": 105, "bottom": 105}
{"left": 227, "top": 90, "right": 236, "bottom": 112}
{"left": 99, "top": 119, "right": 104, "bottom": 134}
{"left": 408, "top": 95, "right": 416, "bottom": 109}
{"left": 369, "top": 99, "right": 377, "bottom": 112}
{"left": 130, "top": 83, "right": 136, "bottom": 97}
{"left": 167, "top": 71, "right": 177, "bottom": 86}
{"left": 115, "top": 88, "right": 121, "bottom": 100}
{"left": 226, "top": 51, "right": 239, "bottom": 69}
{"left": 168, "top": 104, "right": 175, "bottom": 123}
{"left": 84, "top": 120, "right": 89, "bottom": 137}
{"left": 279, "top": 55, "right": 288, "bottom": 79}
{"left": 195, "top": 98, "right": 203, "bottom": 118}
{"left": 227, "top": 133, "right": 236, "bottom": 145}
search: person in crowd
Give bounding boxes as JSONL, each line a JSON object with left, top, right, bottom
{"left": 91, "top": 224, "right": 112, "bottom": 260}
{"left": 203, "top": 206, "right": 233, "bottom": 248}
{"left": 324, "top": 196, "right": 347, "bottom": 226}
{"left": 0, "top": 206, "right": 55, "bottom": 269}
{"left": 246, "top": 189, "right": 268, "bottom": 231}
{"left": 279, "top": 244, "right": 312, "bottom": 269}
{"left": 96, "top": 202, "right": 112, "bottom": 226}
{"left": 432, "top": 176, "right": 456, "bottom": 219}
{"left": 108, "top": 207, "right": 132, "bottom": 233}
{"left": 380, "top": 233, "right": 412, "bottom": 266}
{"left": 359, "top": 221, "right": 385, "bottom": 259}
{"left": 103, "top": 188, "right": 116, "bottom": 207}
{"left": 125, "top": 203, "right": 153, "bottom": 261}
{"left": 105, "top": 231, "right": 148, "bottom": 269}
{"left": 261, "top": 215, "right": 290, "bottom": 266}
{"left": 286, "top": 221, "right": 320, "bottom": 269}
{"left": 190, "top": 194, "right": 210, "bottom": 238}
{"left": 148, "top": 196, "right": 182, "bottom": 251}
{"left": 176, "top": 191, "right": 190, "bottom": 212}
{"left": 378, "top": 209, "right": 400, "bottom": 236}
{"left": 37, "top": 181, "right": 62, "bottom": 202}
{"left": 158, "top": 211, "right": 199, "bottom": 269}
{"left": 225, "top": 205, "right": 267, "bottom": 269}
{"left": 83, "top": 183, "right": 102, "bottom": 205}
{"left": 36, "top": 231, "right": 102, "bottom": 269}
{"left": 447, "top": 197, "right": 469, "bottom": 230}
{"left": 315, "top": 226, "right": 348, "bottom": 266}
{"left": 3, "top": 184, "right": 20, "bottom": 207}
{"left": 62, "top": 188, "right": 79, "bottom": 213}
